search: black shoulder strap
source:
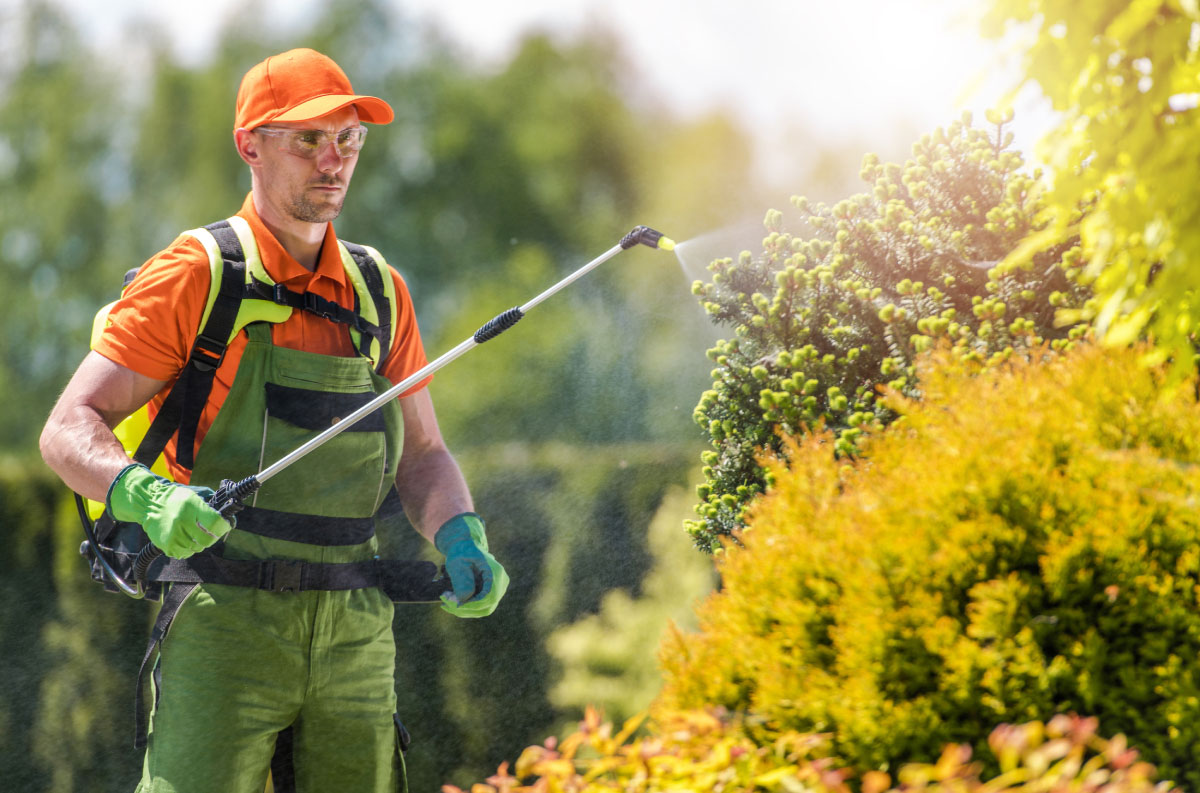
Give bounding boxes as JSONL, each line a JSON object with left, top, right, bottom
{"left": 342, "top": 241, "right": 393, "bottom": 369}
{"left": 133, "top": 221, "right": 246, "bottom": 471}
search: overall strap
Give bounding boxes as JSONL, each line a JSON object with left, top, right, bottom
{"left": 133, "top": 220, "right": 246, "bottom": 470}
{"left": 342, "top": 241, "right": 393, "bottom": 367}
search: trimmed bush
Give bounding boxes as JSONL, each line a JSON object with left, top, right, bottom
{"left": 660, "top": 343, "right": 1200, "bottom": 787}
{"left": 688, "top": 112, "right": 1090, "bottom": 551}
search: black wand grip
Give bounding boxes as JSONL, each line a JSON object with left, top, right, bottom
{"left": 473, "top": 307, "right": 524, "bottom": 343}
{"left": 210, "top": 475, "right": 260, "bottom": 518}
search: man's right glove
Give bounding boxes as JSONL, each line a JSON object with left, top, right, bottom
{"left": 106, "top": 463, "right": 234, "bottom": 559}
{"left": 434, "top": 512, "right": 509, "bottom": 618}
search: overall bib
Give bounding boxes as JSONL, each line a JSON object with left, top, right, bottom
{"left": 136, "top": 322, "right": 405, "bottom": 793}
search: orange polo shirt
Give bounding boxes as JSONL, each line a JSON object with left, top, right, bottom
{"left": 94, "top": 193, "right": 431, "bottom": 483}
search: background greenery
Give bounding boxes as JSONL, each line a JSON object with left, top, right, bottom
{"left": 0, "top": 0, "right": 773, "bottom": 790}
{"left": 981, "top": 0, "right": 1200, "bottom": 374}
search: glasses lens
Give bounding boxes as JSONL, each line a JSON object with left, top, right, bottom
{"left": 291, "top": 130, "right": 324, "bottom": 156}
{"left": 334, "top": 126, "right": 367, "bottom": 157}
{"left": 259, "top": 126, "right": 366, "bottom": 158}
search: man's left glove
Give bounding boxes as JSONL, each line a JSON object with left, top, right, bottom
{"left": 106, "top": 463, "right": 234, "bottom": 559}
{"left": 434, "top": 512, "right": 509, "bottom": 618}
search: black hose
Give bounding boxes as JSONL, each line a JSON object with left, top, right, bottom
{"left": 76, "top": 493, "right": 143, "bottom": 598}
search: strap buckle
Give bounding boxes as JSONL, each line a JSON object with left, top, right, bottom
{"left": 261, "top": 560, "right": 306, "bottom": 593}
{"left": 188, "top": 333, "right": 226, "bottom": 372}
{"left": 303, "top": 291, "right": 336, "bottom": 321}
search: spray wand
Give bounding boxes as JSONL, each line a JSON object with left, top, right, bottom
{"left": 130, "top": 225, "right": 676, "bottom": 585}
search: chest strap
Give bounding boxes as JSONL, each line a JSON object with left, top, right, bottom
{"left": 243, "top": 276, "right": 385, "bottom": 359}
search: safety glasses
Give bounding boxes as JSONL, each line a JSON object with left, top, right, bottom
{"left": 255, "top": 125, "right": 368, "bottom": 159}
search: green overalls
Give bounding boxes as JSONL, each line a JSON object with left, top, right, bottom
{"left": 136, "top": 320, "right": 407, "bottom": 793}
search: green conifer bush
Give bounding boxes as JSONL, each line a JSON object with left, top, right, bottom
{"left": 662, "top": 343, "right": 1200, "bottom": 787}
{"left": 688, "top": 112, "right": 1091, "bottom": 551}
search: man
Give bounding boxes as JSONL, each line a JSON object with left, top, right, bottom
{"left": 39, "top": 48, "right": 507, "bottom": 792}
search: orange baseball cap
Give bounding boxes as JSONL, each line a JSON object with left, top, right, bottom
{"left": 235, "top": 48, "right": 394, "bottom": 130}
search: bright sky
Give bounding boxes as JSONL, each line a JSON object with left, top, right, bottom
{"left": 29, "top": 0, "right": 1047, "bottom": 161}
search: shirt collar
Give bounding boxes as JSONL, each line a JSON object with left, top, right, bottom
{"left": 237, "top": 192, "right": 347, "bottom": 290}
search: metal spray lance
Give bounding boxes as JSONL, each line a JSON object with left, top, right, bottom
{"left": 131, "top": 225, "right": 677, "bottom": 583}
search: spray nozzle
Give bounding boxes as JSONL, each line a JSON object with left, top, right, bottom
{"left": 620, "top": 225, "right": 676, "bottom": 252}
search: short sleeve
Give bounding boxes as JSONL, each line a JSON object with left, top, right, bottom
{"left": 378, "top": 266, "right": 432, "bottom": 396}
{"left": 92, "top": 235, "right": 212, "bottom": 382}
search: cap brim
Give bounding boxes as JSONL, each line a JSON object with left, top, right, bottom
{"left": 271, "top": 94, "right": 394, "bottom": 125}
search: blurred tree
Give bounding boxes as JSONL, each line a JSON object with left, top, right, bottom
{"left": 2, "top": 1, "right": 752, "bottom": 791}
{"left": 980, "top": 1, "right": 1200, "bottom": 370}
{"left": 0, "top": 0, "right": 123, "bottom": 447}
{"left": 339, "top": 31, "right": 640, "bottom": 311}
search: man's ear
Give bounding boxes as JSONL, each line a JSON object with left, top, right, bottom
{"left": 234, "top": 128, "right": 261, "bottom": 166}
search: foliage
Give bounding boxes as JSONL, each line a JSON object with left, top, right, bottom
{"left": 687, "top": 113, "right": 1090, "bottom": 550}
{"left": 980, "top": 1, "right": 1200, "bottom": 371}
{"left": 0, "top": 2, "right": 127, "bottom": 448}
{"left": 661, "top": 342, "right": 1200, "bottom": 787}
{"left": 545, "top": 485, "right": 715, "bottom": 727}
{"left": 445, "top": 708, "right": 1168, "bottom": 793}
{"left": 0, "top": 457, "right": 147, "bottom": 793}
{"left": 0, "top": 0, "right": 748, "bottom": 790}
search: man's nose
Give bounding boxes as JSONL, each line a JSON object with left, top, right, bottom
{"left": 315, "top": 140, "right": 345, "bottom": 173}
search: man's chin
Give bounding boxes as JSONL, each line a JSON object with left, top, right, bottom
{"left": 290, "top": 196, "right": 344, "bottom": 224}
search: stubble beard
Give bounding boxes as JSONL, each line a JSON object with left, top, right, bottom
{"left": 288, "top": 189, "right": 345, "bottom": 224}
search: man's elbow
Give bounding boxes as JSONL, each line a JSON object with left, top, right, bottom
{"left": 39, "top": 409, "right": 66, "bottom": 471}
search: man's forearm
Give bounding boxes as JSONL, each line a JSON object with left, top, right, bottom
{"left": 40, "top": 351, "right": 167, "bottom": 502}
{"left": 393, "top": 446, "right": 474, "bottom": 543}
{"left": 40, "top": 403, "right": 135, "bottom": 502}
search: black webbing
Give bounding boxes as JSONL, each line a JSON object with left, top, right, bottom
{"left": 174, "top": 223, "right": 245, "bottom": 469}
{"left": 132, "top": 220, "right": 246, "bottom": 470}
{"left": 134, "top": 581, "right": 197, "bottom": 748}
{"left": 243, "top": 277, "right": 384, "bottom": 352}
{"left": 127, "top": 555, "right": 446, "bottom": 748}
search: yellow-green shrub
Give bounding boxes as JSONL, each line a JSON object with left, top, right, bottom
{"left": 659, "top": 342, "right": 1200, "bottom": 787}
{"left": 444, "top": 707, "right": 1166, "bottom": 792}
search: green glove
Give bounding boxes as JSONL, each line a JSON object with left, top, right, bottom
{"left": 106, "top": 463, "right": 234, "bottom": 559}
{"left": 434, "top": 512, "right": 509, "bottom": 618}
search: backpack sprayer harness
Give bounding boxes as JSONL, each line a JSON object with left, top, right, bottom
{"left": 77, "top": 217, "right": 448, "bottom": 606}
